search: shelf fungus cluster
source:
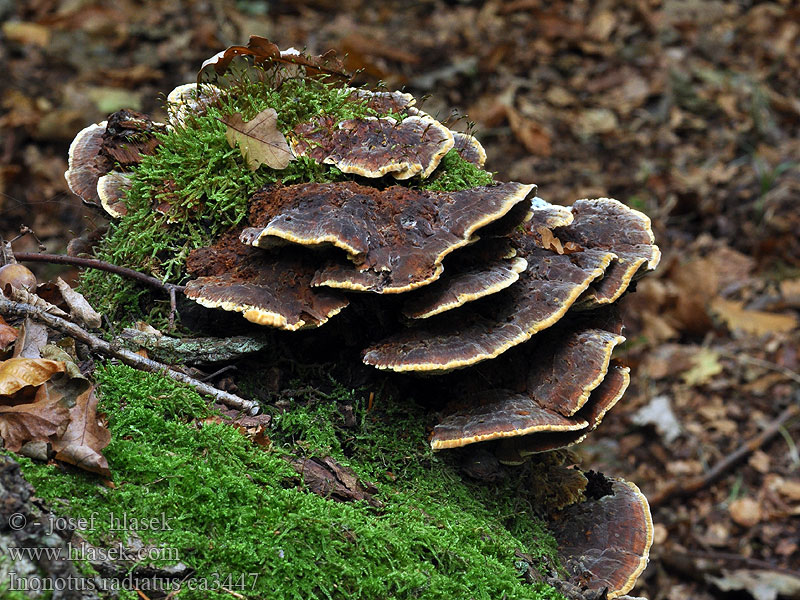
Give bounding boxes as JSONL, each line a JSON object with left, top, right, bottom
{"left": 65, "top": 38, "right": 659, "bottom": 598}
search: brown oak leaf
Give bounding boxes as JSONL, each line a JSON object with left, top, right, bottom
{"left": 53, "top": 386, "right": 111, "bottom": 478}
{"left": 222, "top": 110, "right": 294, "bottom": 171}
{"left": 0, "top": 380, "right": 71, "bottom": 452}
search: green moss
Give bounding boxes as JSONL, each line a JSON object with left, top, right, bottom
{"left": 419, "top": 149, "right": 494, "bottom": 191}
{"left": 11, "top": 364, "right": 562, "bottom": 600}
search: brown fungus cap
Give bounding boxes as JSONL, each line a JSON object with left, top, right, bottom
{"left": 402, "top": 256, "right": 527, "bottom": 319}
{"left": 523, "top": 328, "right": 625, "bottom": 417}
{"left": 65, "top": 112, "right": 165, "bottom": 213}
{"left": 246, "top": 181, "right": 534, "bottom": 294}
{"left": 494, "top": 363, "right": 630, "bottom": 460}
{"left": 402, "top": 239, "right": 525, "bottom": 319}
{"left": 452, "top": 131, "right": 487, "bottom": 168}
{"left": 429, "top": 320, "right": 627, "bottom": 453}
{"left": 549, "top": 476, "right": 653, "bottom": 599}
{"left": 554, "top": 198, "right": 661, "bottom": 308}
{"left": 528, "top": 197, "right": 574, "bottom": 230}
{"left": 166, "top": 83, "right": 222, "bottom": 127}
{"left": 96, "top": 172, "right": 132, "bottom": 219}
{"left": 184, "top": 229, "right": 349, "bottom": 331}
{"left": 363, "top": 232, "right": 615, "bottom": 372}
{"left": 430, "top": 391, "right": 589, "bottom": 451}
{"left": 291, "top": 115, "right": 454, "bottom": 179}
{"left": 64, "top": 121, "right": 108, "bottom": 207}
{"left": 347, "top": 88, "right": 417, "bottom": 116}
{"left": 346, "top": 90, "right": 487, "bottom": 170}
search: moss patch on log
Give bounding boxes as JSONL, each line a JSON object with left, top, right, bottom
{"left": 10, "top": 364, "right": 563, "bottom": 600}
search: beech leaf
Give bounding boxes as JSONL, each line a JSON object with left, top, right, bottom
{"left": 0, "top": 380, "right": 71, "bottom": 452}
{"left": 222, "top": 109, "right": 294, "bottom": 171}
{"left": 0, "top": 357, "right": 66, "bottom": 396}
{"left": 12, "top": 318, "right": 49, "bottom": 359}
{"left": 53, "top": 386, "right": 111, "bottom": 478}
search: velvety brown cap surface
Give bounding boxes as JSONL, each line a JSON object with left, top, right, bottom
{"left": 402, "top": 255, "right": 527, "bottom": 319}
{"left": 452, "top": 131, "right": 487, "bottom": 167}
{"left": 347, "top": 88, "right": 417, "bottom": 116}
{"left": 495, "top": 362, "right": 630, "bottom": 457}
{"left": 291, "top": 115, "right": 453, "bottom": 179}
{"left": 184, "top": 229, "right": 349, "bottom": 330}
{"left": 555, "top": 198, "right": 661, "bottom": 307}
{"left": 549, "top": 476, "right": 653, "bottom": 598}
{"left": 525, "top": 328, "right": 625, "bottom": 416}
{"left": 247, "top": 181, "right": 534, "bottom": 293}
{"left": 64, "top": 122, "right": 108, "bottom": 207}
{"left": 363, "top": 232, "right": 615, "bottom": 372}
{"left": 96, "top": 172, "right": 132, "bottom": 218}
{"left": 431, "top": 391, "right": 589, "bottom": 450}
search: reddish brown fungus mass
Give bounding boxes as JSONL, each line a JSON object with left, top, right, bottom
{"left": 244, "top": 181, "right": 533, "bottom": 293}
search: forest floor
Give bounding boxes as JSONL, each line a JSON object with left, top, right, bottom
{"left": 2, "top": 1, "right": 799, "bottom": 598}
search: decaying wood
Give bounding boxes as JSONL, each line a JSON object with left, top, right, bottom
{"left": 119, "top": 328, "right": 271, "bottom": 365}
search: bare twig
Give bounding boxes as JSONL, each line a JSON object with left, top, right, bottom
{"left": 14, "top": 252, "right": 185, "bottom": 295}
{"left": 13, "top": 252, "right": 185, "bottom": 329}
{"left": 650, "top": 402, "right": 800, "bottom": 507}
{"left": 0, "top": 297, "right": 259, "bottom": 415}
{"left": 12, "top": 225, "right": 47, "bottom": 251}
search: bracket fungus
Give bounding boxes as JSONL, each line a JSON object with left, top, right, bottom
{"left": 291, "top": 115, "right": 454, "bottom": 179}
{"left": 244, "top": 181, "right": 533, "bottom": 294}
{"left": 549, "top": 475, "right": 653, "bottom": 598}
{"left": 64, "top": 36, "right": 660, "bottom": 597}
{"left": 184, "top": 229, "right": 349, "bottom": 331}
{"left": 429, "top": 315, "right": 628, "bottom": 453}
{"left": 65, "top": 110, "right": 165, "bottom": 218}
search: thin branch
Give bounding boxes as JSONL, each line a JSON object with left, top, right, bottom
{"left": 0, "top": 297, "right": 259, "bottom": 415}
{"left": 14, "top": 251, "right": 185, "bottom": 329}
{"left": 12, "top": 225, "right": 47, "bottom": 251}
{"left": 650, "top": 402, "right": 800, "bottom": 507}
{"left": 13, "top": 252, "right": 185, "bottom": 295}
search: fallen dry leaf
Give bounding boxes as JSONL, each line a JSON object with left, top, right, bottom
{"left": 287, "top": 455, "right": 382, "bottom": 508}
{"left": 6, "top": 286, "right": 69, "bottom": 318}
{"left": 53, "top": 386, "right": 111, "bottom": 478}
{"left": 0, "top": 357, "right": 66, "bottom": 396}
{"left": 709, "top": 569, "right": 800, "bottom": 600}
{"left": 506, "top": 107, "right": 552, "bottom": 156}
{"left": 710, "top": 297, "right": 798, "bottom": 336}
{"left": 681, "top": 348, "right": 723, "bottom": 386}
{"left": 222, "top": 109, "right": 293, "bottom": 171}
{"left": 631, "top": 394, "right": 682, "bottom": 443}
{"left": 199, "top": 35, "right": 348, "bottom": 83}
{"left": 55, "top": 277, "right": 102, "bottom": 328}
{"left": 12, "top": 318, "right": 49, "bottom": 359}
{"left": 0, "top": 315, "right": 17, "bottom": 351}
{"left": 0, "top": 380, "right": 71, "bottom": 452}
